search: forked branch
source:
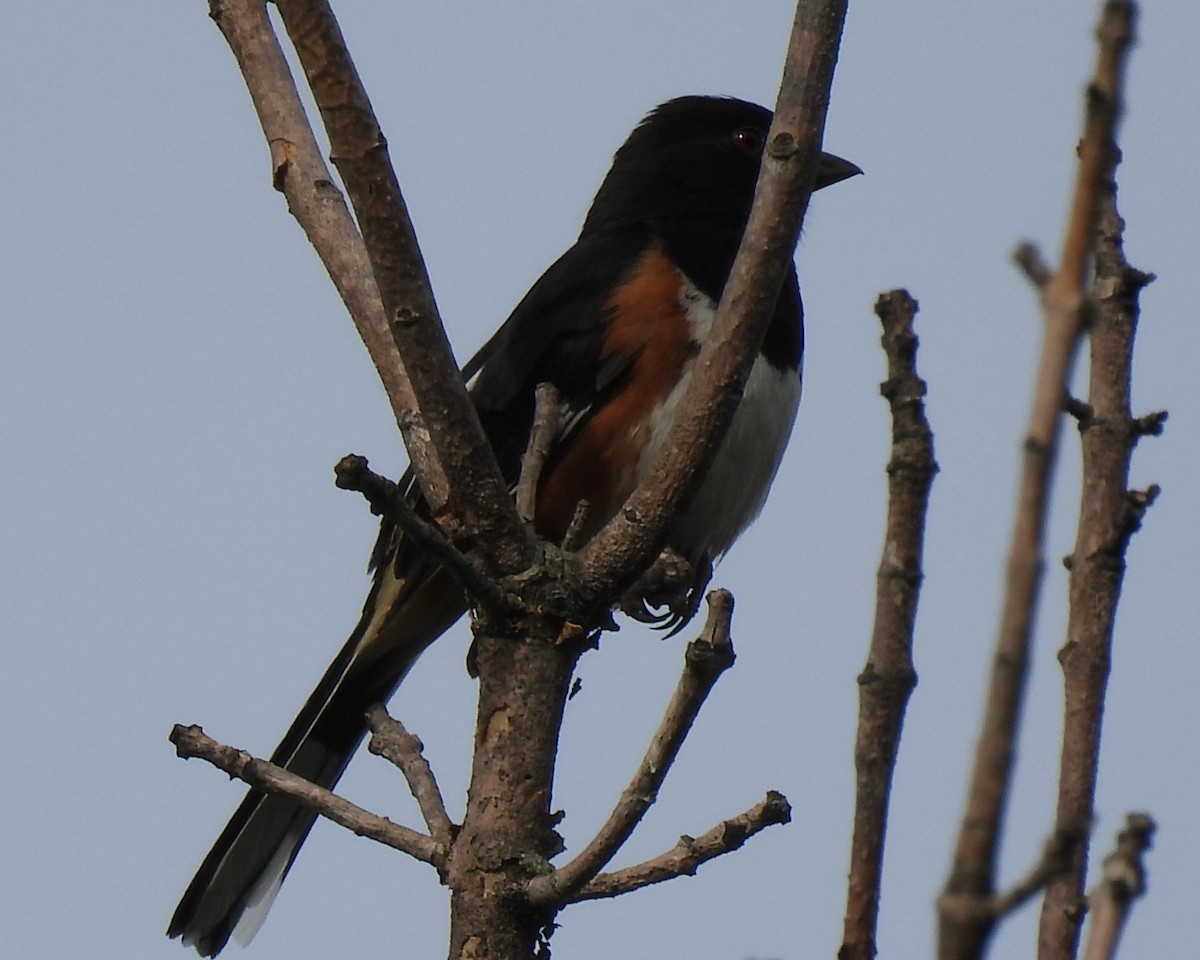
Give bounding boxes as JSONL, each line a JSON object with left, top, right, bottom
{"left": 170, "top": 723, "right": 442, "bottom": 867}
{"left": 568, "top": 791, "right": 792, "bottom": 902}
{"left": 190, "top": 6, "right": 851, "bottom": 960}
{"left": 366, "top": 706, "right": 456, "bottom": 849}
{"left": 526, "top": 590, "right": 743, "bottom": 907}
{"left": 217, "top": 0, "right": 530, "bottom": 572}
{"left": 940, "top": 5, "right": 1142, "bottom": 957}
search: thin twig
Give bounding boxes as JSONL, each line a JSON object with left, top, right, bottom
{"left": 940, "top": 5, "right": 1139, "bottom": 958}
{"left": 366, "top": 705, "right": 456, "bottom": 849}
{"left": 1079, "top": 813, "right": 1155, "bottom": 960}
{"left": 839, "top": 290, "right": 935, "bottom": 960}
{"left": 1014, "top": 241, "right": 1054, "bottom": 289}
{"left": 561, "top": 500, "right": 592, "bottom": 553}
{"left": 567, "top": 791, "right": 792, "bottom": 902}
{"left": 169, "top": 723, "right": 442, "bottom": 866}
{"left": 516, "top": 383, "right": 562, "bottom": 525}
{"left": 333, "top": 454, "right": 508, "bottom": 612}
{"left": 526, "top": 590, "right": 738, "bottom": 908}
{"left": 989, "top": 830, "right": 1074, "bottom": 918}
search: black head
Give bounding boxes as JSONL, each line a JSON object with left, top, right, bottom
{"left": 580, "top": 95, "right": 859, "bottom": 239}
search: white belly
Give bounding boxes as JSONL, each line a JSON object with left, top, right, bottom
{"left": 637, "top": 281, "right": 802, "bottom": 564}
{"left": 673, "top": 356, "right": 801, "bottom": 562}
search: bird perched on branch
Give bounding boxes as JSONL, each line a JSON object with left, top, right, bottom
{"left": 169, "top": 94, "right": 859, "bottom": 955}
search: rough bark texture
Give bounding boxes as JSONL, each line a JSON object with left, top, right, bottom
{"left": 1035, "top": 188, "right": 1156, "bottom": 960}
{"left": 270, "top": 0, "right": 531, "bottom": 573}
{"left": 839, "top": 290, "right": 936, "bottom": 960}
{"left": 939, "top": 5, "right": 1140, "bottom": 957}
{"left": 445, "top": 632, "right": 580, "bottom": 960}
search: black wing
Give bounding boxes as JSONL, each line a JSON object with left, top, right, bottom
{"left": 372, "top": 230, "right": 650, "bottom": 576}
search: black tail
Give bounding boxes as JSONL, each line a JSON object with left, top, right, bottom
{"left": 168, "top": 564, "right": 464, "bottom": 956}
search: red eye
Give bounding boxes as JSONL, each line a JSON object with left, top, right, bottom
{"left": 731, "top": 126, "right": 765, "bottom": 155}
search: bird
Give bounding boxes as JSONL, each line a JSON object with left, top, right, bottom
{"left": 168, "top": 94, "right": 859, "bottom": 956}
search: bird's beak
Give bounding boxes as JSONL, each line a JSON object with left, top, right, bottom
{"left": 815, "top": 152, "right": 863, "bottom": 190}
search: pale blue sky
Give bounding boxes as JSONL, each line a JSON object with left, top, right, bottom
{"left": 3, "top": 2, "right": 1197, "bottom": 959}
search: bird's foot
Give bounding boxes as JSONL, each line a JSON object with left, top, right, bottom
{"left": 619, "top": 549, "right": 713, "bottom": 637}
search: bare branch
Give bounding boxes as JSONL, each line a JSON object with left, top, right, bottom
{"left": 939, "top": 828, "right": 1074, "bottom": 937}
{"left": 197, "top": 6, "right": 850, "bottom": 959}
{"left": 207, "top": 0, "right": 848, "bottom": 621}
{"left": 366, "top": 706, "right": 456, "bottom": 849}
{"left": 566, "top": 792, "right": 792, "bottom": 903}
{"left": 1037, "top": 177, "right": 1156, "bottom": 960}
{"left": 262, "top": 0, "right": 530, "bottom": 573}
{"left": 1080, "top": 813, "right": 1155, "bottom": 960}
{"left": 205, "top": 0, "right": 414, "bottom": 439}
{"left": 332, "top": 453, "right": 405, "bottom": 516}
{"left": 516, "top": 383, "right": 562, "bottom": 525}
{"left": 941, "top": 5, "right": 1139, "bottom": 957}
{"left": 446, "top": 629, "right": 581, "bottom": 960}
{"left": 332, "top": 454, "right": 507, "bottom": 612}
{"left": 526, "top": 590, "right": 738, "bottom": 908}
{"left": 840, "top": 289, "right": 935, "bottom": 960}
{"left": 169, "top": 723, "right": 442, "bottom": 867}
{"left": 578, "top": 0, "right": 849, "bottom": 601}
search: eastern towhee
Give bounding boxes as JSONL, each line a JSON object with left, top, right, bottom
{"left": 169, "top": 95, "right": 859, "bottom": 955}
